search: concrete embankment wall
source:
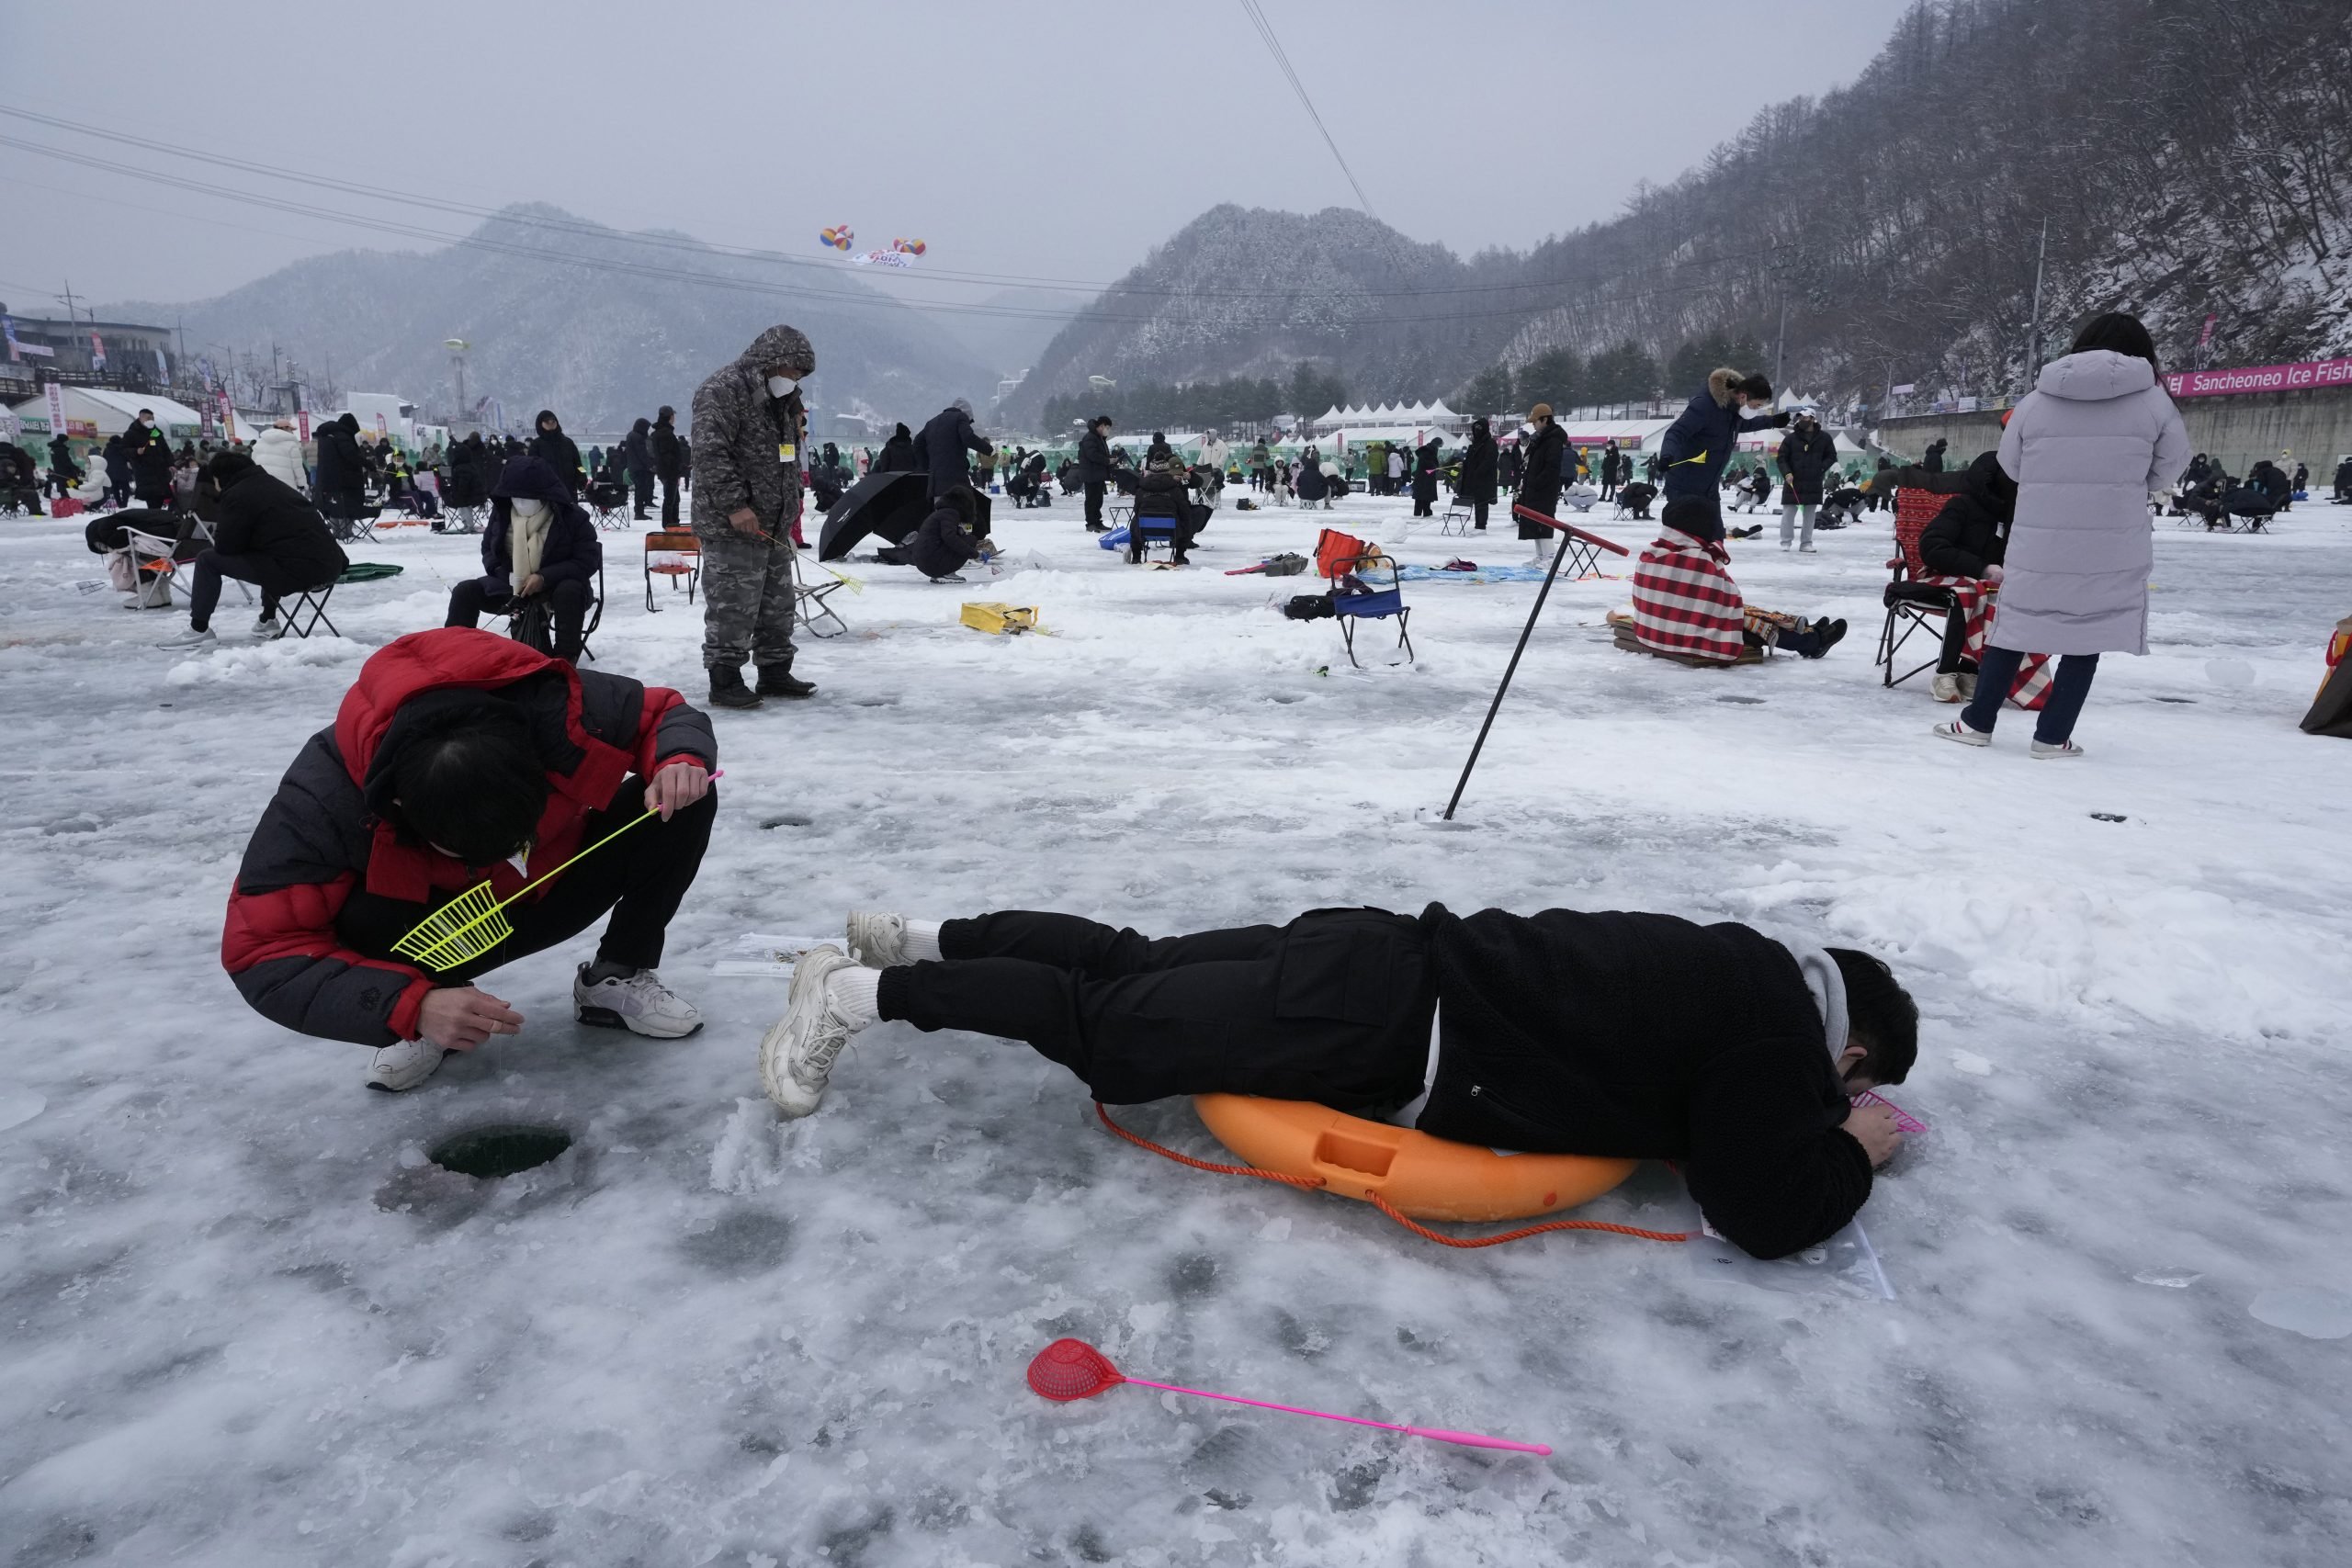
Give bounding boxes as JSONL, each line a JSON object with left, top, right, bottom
{"left": 1881, "top": 386, "right": 2352, "bottom": 479}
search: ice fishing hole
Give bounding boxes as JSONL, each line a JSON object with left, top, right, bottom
{"left": 429, "top": 1123, "right": 572, "bottom": 1179}
{"left": 2152, "top": 696, "right": 2195, "bottom": 705}
{"left": 1715, "top": 694, "right": 1765, "bottom": 705}
{"left": 761, "top": 815, "right": 813, "bottom": 829}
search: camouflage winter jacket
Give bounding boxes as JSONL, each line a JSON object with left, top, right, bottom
{"left": 689, "top": 324, "right": 816, "bottom": 542}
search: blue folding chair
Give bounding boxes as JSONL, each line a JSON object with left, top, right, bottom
{"left": 1133, "top": 510, "right": 1183, "bottom": 563}
{"left": 1329, "top": 550, "right": 1413, "bottom": 667}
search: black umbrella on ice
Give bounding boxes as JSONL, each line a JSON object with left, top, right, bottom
{"left": 819, "top": 471, "right": 932, "bottom": 560}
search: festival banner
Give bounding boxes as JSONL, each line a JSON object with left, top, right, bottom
{"left": 297, "top": 410, "right": 311, "bottom": 442}
{"left": 45, "top": 381, "right": 68, "bottom": 438}
{"left": 2164, "top": 356, "right": 2352, "bottom": 400}
{"left": 90, "top": 332, "right": 106, "bottom": 371}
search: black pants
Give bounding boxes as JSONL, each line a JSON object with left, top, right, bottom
{"left": 661, "top": 476, "right": 680, "bottom": 525}
{"left": 1084, "top": 479, "right": 1106, "bottom": 527}
{"left": 334, "top": 776, "right": 715, "bottom": 977}
{"left": 191, "top": 550, "right": 318, "bottom": 629}
{"left": 1128, "top": 505, "right": 1204, "bottom": 561}
{"left": 633, "top": 473, "right": 653, "bottom": 518}
{"left": 447, "top": 576, "right": 591, "bottom": 661}
{"left": 1472, "top": 500, "right": 1489, "bottom": 529}
{"left": 876, "top": 908, "right": 1433, "bottom": 1109}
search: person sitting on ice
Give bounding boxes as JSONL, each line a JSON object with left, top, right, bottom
{"left": 906, "top": 485, "right": 991, "bottom": 581}
{"left": 760, "top": 904, "right": 1918, "bottom": 1260}
{"left": 220, "top": 626, "right": 716, "bottom": 1092}
{"left": 1626, "top": 498, "right": 1847, "bottom": 661}
{"left": 445, "top": 456, "right": 602, "bottom": 665}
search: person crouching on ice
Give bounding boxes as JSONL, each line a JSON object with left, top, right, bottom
{"left": 221, "top": 627, "right": 717, "bottom": 1091}
{"left": 761, "top": 905, "right": 1917, "bottom": 1260}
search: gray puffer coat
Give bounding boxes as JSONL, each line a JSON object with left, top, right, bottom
{"left": 1994, "top": 350, "right": 2190, "bottom": 656}
{"left": 689, "top": 324, "right": 816, "bottom": 541}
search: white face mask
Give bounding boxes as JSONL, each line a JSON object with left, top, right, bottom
{"left": 766, "top": 375, "right": 798, "bottom": 398}
{"left": 512, "top": 497, "right": 546, "bottom": 518}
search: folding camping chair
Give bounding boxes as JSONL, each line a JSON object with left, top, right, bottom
{"left": 440, "top": 500, "right": 488, "bottom": 535}
{"left": 122, "top": 522, "right": 201, "bottom": 609}
{"left": 585, "top": 477, "right": 630, "bottom": 530}
{"left": 794, "top": 551, "right": 850, "bottom": 638}
{"left": 492, "top": 564, "right": 605, "bottom": 662}
{"left": 1439, "top": 489, "right": 1473, "bottom": 536}
{"left": 1133, "top": 506, "right": 1186, "bottom": 563}
{"left": 643, "top": 528, "right": 701, "bottom": 612}
{"left": 1875, "top": 489, "right": 1958, "bottom": 690}
{"left": 1327, "top": 548, "right": 1413, "bottom": 668}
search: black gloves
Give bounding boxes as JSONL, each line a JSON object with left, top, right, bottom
{"left": 1773, "top": 410, "right": 1795, "bottom": 427}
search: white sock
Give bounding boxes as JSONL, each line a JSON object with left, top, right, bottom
{"left": 902, "top": 919, "right": 944, "bottom": 963}
{"left": 826, "top": 965, "right": 880, "bottom": 1028}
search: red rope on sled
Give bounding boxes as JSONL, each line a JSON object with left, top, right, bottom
{"left": 1095, "top": 1103, "right": 1691, "bottom": 1247}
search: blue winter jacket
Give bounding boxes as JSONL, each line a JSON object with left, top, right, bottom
{"left": 1659, "top": 386, "right": 1785, "bottom": 503}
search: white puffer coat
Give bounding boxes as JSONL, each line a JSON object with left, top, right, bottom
{"left": 251, "top": 425, "right": 309, "bottom": 492}
{"left": 1994, "top": 351, "right": 2191, "bottom": 656}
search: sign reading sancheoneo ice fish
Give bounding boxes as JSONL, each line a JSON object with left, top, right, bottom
{"left": 2164, "top": 356, "right": 2352, "bottom": 399}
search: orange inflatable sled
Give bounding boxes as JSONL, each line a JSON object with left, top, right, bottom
{"left": 1191, "top": 1094, "right": 1636, "bottom": 1223}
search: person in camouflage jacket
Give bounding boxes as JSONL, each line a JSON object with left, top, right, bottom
{"left": 690, "top": 323, "right": 819, "bottom": 708}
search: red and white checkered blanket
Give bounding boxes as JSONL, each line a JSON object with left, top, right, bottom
{"left": 1630, "top": 528, "right": 1749, "bottom": 662}
{"left": 1915, "top": 574, "right": 2052, "bottom": 710}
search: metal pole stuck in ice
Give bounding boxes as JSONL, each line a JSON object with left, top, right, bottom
{"left": 1440, "top": 504, "right": 1577, "bottom": 821}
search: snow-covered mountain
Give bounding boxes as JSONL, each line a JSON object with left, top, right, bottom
{"left": 106, "top": 204, "right": 998, "bottom": 432}
{"left": 1015, "top": 0, "right": 2351, "bottom": 415}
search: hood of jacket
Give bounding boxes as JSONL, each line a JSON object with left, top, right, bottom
{"left": 734, "top": 324, "right": 817, "bottom": 378}
{"left": 630, "top": 417, "right": 650, "bottom": 436}
{"left": 337, "top": 412, "right": 359, "bottom": 434}
{"left": 334, "top": 628, "right": 582, "bottom": 791}
{"left": 2035, "top": 349, "right": 2157, "bottom": 401}
{"left": 1706, "top": 367, "right": 1744, "bottom": 408}
{"left": 534, "top": 409, "right": 564, "bottom": 434}
{"left": 1958, "top": 448, "right": 2018, "bottom": 517}
{"left": 490, "top": 454, "right": 577, "bottom": 510}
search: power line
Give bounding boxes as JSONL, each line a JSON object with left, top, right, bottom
{"left": 1237, "top": 0, "right": 1379, "bottom": 221}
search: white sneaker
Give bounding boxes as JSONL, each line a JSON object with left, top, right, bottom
{"left": 1956, "top": 672, "right": 1978, "bottom": 700}
{"left": 760, "top": 945, "right": 862, "bottom": 1118}
{"left": 573, "top": 964, "right": 703, "bottom": 1037}
{"left": 1799, "top": 544, "right": 1817, "bottom": 553}
{"left": 366, "top": 1038, "right": 447, "bottom": 1092}
{"left": 1781, "top": 540, "right": 1792, "bottom": 549}
{"left": 1933, "top": 718, "right": 1992, "bottom": 748}
{"left": 252, "top": 614, "right": 285, "bottom": 640}
{"left": 1930, "top": 672, "right": 1964, "bottom": 703}
{"left": 845, "top": 911, "right": 910, "bottom": 968}
{"left": 2030, "top": 739, "right": 2086, "bottom": 760}
{"left": 155, "top": 626, "right": 217, "bottom": 650}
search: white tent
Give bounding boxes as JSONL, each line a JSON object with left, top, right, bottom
{"left": 5, "top": 385, "right": 208, "bottom": 441}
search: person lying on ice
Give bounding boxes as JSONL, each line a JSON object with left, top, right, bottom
{"left": 220, "top": 626, "right": 717, "bottom": 1092}
{"left": 761, "top": 905, "right": 1917, "bottom": 1259}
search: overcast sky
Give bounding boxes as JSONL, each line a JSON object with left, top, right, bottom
{"left": 0, "top": 0, "right": 1917, "bottom": 319}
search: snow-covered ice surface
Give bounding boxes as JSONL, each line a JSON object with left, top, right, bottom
{"left": 4, "top": 494, "right": 2349, "bottom": 1566}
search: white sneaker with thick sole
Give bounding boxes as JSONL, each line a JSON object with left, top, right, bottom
{"left": 366, "top": 1038, "right": 447, "bottom": 1092}
{"left": 572, "top": 964, "right": 703, "bottom": 1037}
{"left": 155, "top": 626, "right": 217, "bottom": 650}
{"left": 1799, "top": 544, "right": 1817, "bottom": 553}
{"left": 761, "top": 945, "right": 861, "bottom": 1117}
{"left": 253, "top": 614, "right": 285, "bottom": 640}
{"left": 1930, "top": 672, "right": 1964, "bottom": 703}
{"left": 845, "top": 911, "right": 910, "bottom": 968}
{"left": 1933, "top": 718, "right": 1992, "bottom": 748}
{"left": 2030, "top": 739, "right": 2086, "bottom": 760}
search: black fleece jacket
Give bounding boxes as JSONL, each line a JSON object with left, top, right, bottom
{"left": 1412, "top": 903, "right": 1871, "bottom": 1259}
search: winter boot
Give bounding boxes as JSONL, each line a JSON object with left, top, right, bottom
{"left": 756, "top": 664, "right": 816, "bottom": 699}
{"left": 709, "top": 666, "right": 763, "bottom": 709}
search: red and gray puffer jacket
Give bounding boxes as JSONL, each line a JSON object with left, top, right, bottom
{"left": 220, "top": 627, "right": 717, "bottom": 1045}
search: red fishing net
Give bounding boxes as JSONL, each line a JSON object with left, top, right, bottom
{"left": 1025, "top": 1337, "right": 1124, "bottom": 1403}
